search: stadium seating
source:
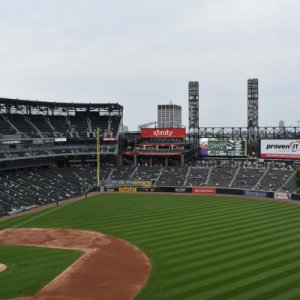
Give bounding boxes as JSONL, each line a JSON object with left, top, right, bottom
{"left": 256, "top": 169, "right": 295, "bottom": 192}
{"left": 131, "top": 166, "right": 161, "bottom": 182}
{"left": 186, "top": 167, "right": 210, "bottom": 187}
{"left": 6, "top": 114, "right": 40, "bottom": 138}
{"left": 110, "top": 166, "right": 137, "bottom": 180}
{"left": 0, "top": 114, "right": 16, "bottom": 136}
{"left": 29, "top": 115, "right": 56, "bottom": 138}
{"left": 157, "top": 167, "right": 188, "bottom": 186}
{"left": 207, "top": 166, "right": 236, "bottom": 188}
{"left": 231, "top": 167, "right": 266, "bottom": 189}
{"left": 280, "top": 172, "right": 298, "bottom": 193}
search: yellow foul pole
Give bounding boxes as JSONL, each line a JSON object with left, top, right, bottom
{"left": 96, "top": 127, "right": 100, "bottom": 187}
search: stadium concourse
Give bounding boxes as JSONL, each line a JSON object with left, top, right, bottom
{"left": 0, "top": 97, "right": 299, "bottom": 218}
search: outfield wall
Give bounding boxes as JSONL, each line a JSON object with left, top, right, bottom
{"left": 102, "top": 185, "right": 299, "bottom": 201}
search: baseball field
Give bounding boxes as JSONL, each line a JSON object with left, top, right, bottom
{"left": 1, "top": 193, "right": 300, "bottom": 299}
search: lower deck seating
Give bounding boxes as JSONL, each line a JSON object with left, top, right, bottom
{"left": 0, "top": 165, "right": 298, "bottom": 218}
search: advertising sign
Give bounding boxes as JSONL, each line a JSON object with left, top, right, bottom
{"left": 105, "top": 187, "right": 117, "bottom": 192}
{"left": 192, "top": 187, "right": 216, "bottom": 194}
{"left": 260, "top": 140, "right": 300, "bottom": 159}
{"left": 199, "top": 138, "right": 247, "bottom": 157}
{"left": 244, "top": 190, "right": 268, "bottom": 198}
{"left": 174, "top": 188, "right": 187, "bottom": 193}
{"left": 274, "top": 192, "right": 291, "bottom": 200}
{"left": 132, "top": 180, "right": 152, "bottom": 186}
{"left": 140, "top": 128, "right": 186, "bottom": 139}
{"left": 103, "top": 137, "right": 117, "bottom": 141}
{"left": 118, "top": 187, "right": 137, "bottom": 192}
{"left": 54, "top": 138, "right": 67, "bottom": 142}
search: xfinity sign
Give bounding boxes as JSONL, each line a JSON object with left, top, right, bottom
{"left": 261, "top": 140, "right": 300, "bottom": 159}
{"left": 140, "top": 128, "right": 186, "bottom": 139}
{"left": 153, "top": 129, "right": 173, "bottom": 137}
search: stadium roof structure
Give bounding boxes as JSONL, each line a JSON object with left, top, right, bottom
{"left": 0, "top": 97, "right": 123, "bottom": 115}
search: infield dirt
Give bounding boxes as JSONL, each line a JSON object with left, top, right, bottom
{"left": 0, "top": 228, "right": 151, "bottom": 300}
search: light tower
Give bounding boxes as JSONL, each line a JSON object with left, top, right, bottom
{"left": 247, "top": 79, "right": 259, "bottom": 129}
{"left": 247, "top": 78, "right": 259, "bottom": 156}
{"left": 188, "top": 81, "right": 199, "bottom": 131}
{"left": 188, "top": 81, "right": 199, "bottom": 145}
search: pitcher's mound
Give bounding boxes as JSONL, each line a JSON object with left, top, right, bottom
{"left": 0, "top": 263, "right": 7, "bottom": 272}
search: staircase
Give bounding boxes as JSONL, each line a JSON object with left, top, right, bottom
{"left": 229, "top": 166, "right": 240, "bottom": 188}
{"left": 183, "top": 167, "right": 191, "bottom": 186}
{"left": 253, "top": 168, "right": 269, "bottom": 190}
{"left": 205, "top": 167, "right": 213, "bottom": 186}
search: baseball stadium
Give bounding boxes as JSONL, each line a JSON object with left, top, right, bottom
{"left": 1, "top": 80, "right": 300, "bottom": 300}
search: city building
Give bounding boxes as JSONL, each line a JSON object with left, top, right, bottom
{"left": 157, "top": 103, "right": 182, "bottom": 128}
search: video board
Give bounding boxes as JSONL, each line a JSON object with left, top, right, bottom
{"left": 199, "top": 138, "right": 247, "bottom": 157}
{"left": 260, "top": 139, "right": 300, "bottom": 159}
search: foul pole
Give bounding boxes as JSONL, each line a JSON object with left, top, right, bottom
{"left": 96, "top": 127, "right": 100, "bottom": 188}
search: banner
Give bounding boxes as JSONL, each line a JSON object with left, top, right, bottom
{"left": 118, "top": 187, "right": 137, "bottom": 193}
{"left": 192, "top": 187, "right": 216, "bottom": 194}
{"left": 103, "top": 137, "right": 116, "bottom": 141}
{"left": 274, "top": 192, "right": 291, "bottom": 200}
{"left": 131, "top": 180, "right": 152, "bottom": 186}
{"left": 140, "top": 128, "right": 186, "bottom": 139}
{"left": 260, "top": 140, "right": 300, "bottom": 159}
{"left": 155, "top": 187, "right": 192, "bottom": 193}
{"left": 104, "top": 187, "right": 117, "bottom": 192}
{"left": 244, "top": 190, "right": 268, "bottom": 198}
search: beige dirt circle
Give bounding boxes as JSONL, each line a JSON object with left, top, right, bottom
{"left": 0, "top": 263, "right": 7, "bottom": 272}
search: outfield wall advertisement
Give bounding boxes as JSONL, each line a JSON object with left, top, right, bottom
{"left": 260, "top": 140, "right": 300, "bottom": 159}
{"left": 199, "top": 138, "right": 247, "bottom": 157}
{"left": 274, "top": 192, "right": 291, "bottom": 200}
{"left": 192, "top": 187, "right": 216, "bottom": 194}
{"left": 118, "top": 187, "right": 137, "bottom": 193}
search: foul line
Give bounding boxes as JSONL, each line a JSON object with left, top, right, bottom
{"left": 10, "top": 202, "right": 72, "bottom": 229}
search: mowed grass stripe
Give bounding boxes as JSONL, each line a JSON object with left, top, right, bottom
{"left": 2, "top": 194, "right": 300, "bottom": 300}
{"left": 14, "top": 195, "right": 282, "bottom": 231}
{"left": 126, "top": 201, "right": 296, "bottom": 242}
{"left": 164, "top": 239, "right": 300, "bottom": 288}
{"left": 155, "top": 220, "right": 300, "bottom": 261}
{"left": 164, "top": 249, "right": 300, "bottom": 298}
{"left": 148, "top": 208, "right": 300, "bottom": 253}
{"left": 171, "top": 258, "right": 300, "bottom": 300}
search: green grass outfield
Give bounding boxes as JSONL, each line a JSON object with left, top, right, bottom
{"left": 2, "top": 194, "right": 300, "bottom": 299}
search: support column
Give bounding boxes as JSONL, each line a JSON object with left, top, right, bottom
{"left": 181, "top": 154, "right": 184, "bottom": 167}
{"left": 165, "top": 157, "right": 168, "bottom": 167}
{"left": 134, "top": 154, "right": 137, "bottom": 165}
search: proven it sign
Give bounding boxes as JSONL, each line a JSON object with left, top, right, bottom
{"left": 140, "top": 128, "right": 186, "bottom": 139}
{"left": 261, "top": 140, "right": 300, "bottom": 159}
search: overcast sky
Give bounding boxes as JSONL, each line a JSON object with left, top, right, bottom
{"left": 0, "top": 0, "right": 300, "bottom": 130}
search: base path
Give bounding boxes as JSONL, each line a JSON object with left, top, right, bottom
{"left": 0, "top": 263, "right": 7, "bottom": 272}
{"left": 0, "top": 228, "right": 151, "bottom": 300}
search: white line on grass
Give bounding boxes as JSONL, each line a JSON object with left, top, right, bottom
{"left": 11, "top": 202, "right": 72, "bottom": 229}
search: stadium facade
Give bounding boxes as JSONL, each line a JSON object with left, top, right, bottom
{"left": 0, "top": 79, "right": 300, "bottom": 217}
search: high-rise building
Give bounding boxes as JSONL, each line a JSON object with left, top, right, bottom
{"left": 157, "top": 103, "right": 182, "bottom": 128}
{"left": 188, "top": 81, "right": 199, "bottom": 132}
{"left": 279, "top": 120, "right": 285, "bottom": 128}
